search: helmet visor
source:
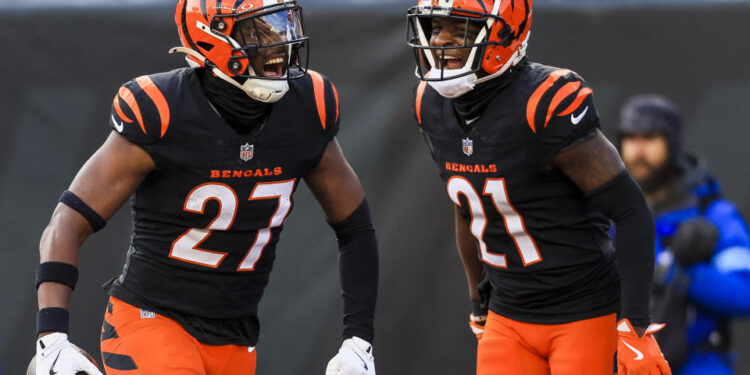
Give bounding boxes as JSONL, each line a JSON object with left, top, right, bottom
{"left": 230, "top": 5, "right": 308, "bottom": 80}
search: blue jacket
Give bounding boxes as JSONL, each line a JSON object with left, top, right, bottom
{"left": 651, "top": 156, "right": 750, "bottom": 371}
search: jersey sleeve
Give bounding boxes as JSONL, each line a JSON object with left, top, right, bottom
{"left": 307, "top": 70, "right": 341, "bottom": 141}
{"left": 525, "top": 69, "right": 601, "bottom": 162}
{"left": 109, "top": 75, "right": 172, "bottom": 149}
{"left": 413, "top": 81, "right": 428, "bottom": 126}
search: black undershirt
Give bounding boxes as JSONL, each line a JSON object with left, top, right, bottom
{"left": 197, "top": 68, "right": 270, "bottom": 136}
{"left": 453, "top": 59, "right": 528, "bottom": 131}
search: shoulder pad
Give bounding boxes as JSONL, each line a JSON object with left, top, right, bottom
{"left": 414, "top": 81, "right": 428, "bottom": 125}
{"left": 525, "top": 68, "right": 592, "bottom": 133}
{"left": 111, "top": 74, "right": 172, "bottom": 139}
{"left": 306, "top": 70, "right": 339, "bottom": 131}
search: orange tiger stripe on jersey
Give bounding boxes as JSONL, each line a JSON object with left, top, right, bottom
{"left": 112, "top": 94, "right": 133, "bottom": 123}
{"left": 557, "top": 87, "right": 593, "bottom": 116}
{"left": 308, "top": 70, "right": 327, "bottom": 130}
{"left": 332, "top": 82, "right": 340, "bottom": 123}
{"left": 136, "top": 76, "right": 171, "bottom": 138}
{"left": 415, "top": 80, "right": 428, "bottom": 125}
{"left": 544, "top": 81, "right": 581, "bottom": 127}
{"left": 117, "top": 86, "right": 147, "bottom": 134}
{"left": 101, "top": 297, "right": 257, "bottom": 375}
{"left": 526, "top": 69, "right": 572, "bottom": 133}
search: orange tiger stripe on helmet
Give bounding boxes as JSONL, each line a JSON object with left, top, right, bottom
{"left": 135, "top": 76, "right": 171, "bottom": 138}
{"left": 308, "top": 70, "right": 327, "bottom": 130}
{"left": 117, "top": 86, "right": 147, "bottom": 135}
{"left": 206, "top": 0, "right": 219, "bottom": 15}
{"left": 415, "top": 80, "right": 428, "bottom": 125}
{"left": 557, "top": 87, "right": 593, "bottom": 116}
{"left": 525, "top": 69, "right": 572, "bottom": 133}
{"left": 543, "top": 80, "right": 581, "bottom": 127}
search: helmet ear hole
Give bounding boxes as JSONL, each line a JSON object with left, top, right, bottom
{"left": 196, "top": 41, "right": 215, "bottom": 51}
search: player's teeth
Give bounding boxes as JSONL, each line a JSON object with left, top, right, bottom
{"left": 264, "top": 57, "right": 283, "bottom": 65}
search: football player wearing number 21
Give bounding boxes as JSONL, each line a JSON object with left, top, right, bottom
{"left": 408, "top": 0, "right": 670, "bottom": 374}
{"left": 32, "top": 0, "right": 378, "bottom": 374}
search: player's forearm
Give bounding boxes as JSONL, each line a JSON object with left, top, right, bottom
{"left": 37, "top": 209, "right": 91, "bottom": 319}
{"left": 332, "top": 199, "right": 378, "bottom": 342}
{"left": 455, "top": 207, "right": 483, "bottom": 301}
{"left": 587, "top": 171, "right": 655, "bottom": 326}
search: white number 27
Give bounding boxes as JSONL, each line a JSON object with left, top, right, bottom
{"left": 169, "top": 179, "right": 295, "bottom": 271}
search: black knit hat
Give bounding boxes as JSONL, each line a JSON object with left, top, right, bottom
{"left": 618, "top": 94, "right": 684, "bottom": 165}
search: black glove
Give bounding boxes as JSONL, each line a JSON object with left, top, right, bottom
{"left": 670, "top": 218, "right": 718, "bottom": 266}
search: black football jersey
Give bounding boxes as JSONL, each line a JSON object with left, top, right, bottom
{"left": 105, "top": 68, "right": 339, "bottom": 344}
{"left": 415, "top": 62, "right": 620, "bottom": 324}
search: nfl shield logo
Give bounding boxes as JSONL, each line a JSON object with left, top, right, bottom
{"left": 240, "top": 143, "right": 254, "bottom": 161}
{"left": 462, "top": 138, "right": 473, "bottom": 156}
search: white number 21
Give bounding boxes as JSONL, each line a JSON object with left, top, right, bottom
{"left": 447, "top": 176, "right": 541, "bottom": 268}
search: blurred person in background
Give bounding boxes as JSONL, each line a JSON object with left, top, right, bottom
{"left": 31, "top": 0, "right": 378, "bottom": 374}
{"left": 619, "top": 94, "right": 750, "bottom": 375}
{"left": 407, "top": 0, "right": 670, "bottom": 374}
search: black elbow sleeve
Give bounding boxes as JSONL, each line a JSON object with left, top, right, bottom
{"left": 587, "top": 171, "right": 654, "bottom": 326}
{"left": 329, "top": 199, "right": 379, "bottom": 343}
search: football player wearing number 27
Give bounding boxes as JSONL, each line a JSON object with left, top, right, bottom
{"left": 407, "top": 0, "right": 670, "bottom": 374}
{"left": 33, "top": 0, "right": 378, "bottom": 374}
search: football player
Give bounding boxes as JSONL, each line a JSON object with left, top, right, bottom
{"left": 33, "top": 1, "right": 377, "bottom": 374}
{"left": 407, "top": 0, "right": 670, "bottom": 374}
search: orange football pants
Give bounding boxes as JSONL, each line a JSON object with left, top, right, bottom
{"left": 477, "top": 311, "right": 617, "bottom": 375}
{"left": 100, "top": 297, "right": 256, "bottom": 375}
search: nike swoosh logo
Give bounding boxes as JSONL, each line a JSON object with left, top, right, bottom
{"left": 352, "top": 350, "right": 369, "bottom": 370}
{"left": 49, "top": 351, "right": 61, "bottom": 375}
{"left": 570, "top": 106, "right": 589, "bottom": 125}
{"left": 622, "top": 339, "right": 644, "bottom": 360}
{"left": 111, "top": 115, "right": 124, "bottom": 133}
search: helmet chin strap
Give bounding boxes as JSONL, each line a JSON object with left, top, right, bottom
{"left": 169, "top": 47, "right": 289, "bottom": 103}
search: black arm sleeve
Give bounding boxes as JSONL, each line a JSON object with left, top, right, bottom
{"left": 586, "top": 171, "right": 654, "bottom": 327}
{"left": 329, "top": 199, "right": 379, "bottom": 343}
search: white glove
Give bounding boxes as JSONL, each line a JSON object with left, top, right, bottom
{"left": 35, "top": 332, "right": 102, "bottom": 375}
{"left": 325, "top": 336, "right": 375, "bottom": 375}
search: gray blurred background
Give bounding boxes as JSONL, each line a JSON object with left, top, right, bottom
{"left": 1, "top": 0, "right": 749, "bottom": 374}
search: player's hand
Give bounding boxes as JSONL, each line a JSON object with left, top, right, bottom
{"left": 469, "top": 313, "right": 486, "bottom": 340}
{"left": 325, "top": 336, "right": 375, "bottom": 375}
{"left": 616, "top": 319, "right": 671, "bottom": 375}
{"left": 35, "top": 332, "right": 103, "bottom": 375}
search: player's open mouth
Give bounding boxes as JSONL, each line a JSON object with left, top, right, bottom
{"left": 263, "top": 56, "right": 285, "bottom": 78}
{"left": 437, "top": 55, "right": 463, "bottom": 70}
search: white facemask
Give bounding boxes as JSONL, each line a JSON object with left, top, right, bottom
{"left": 169, "top": 46, "right": 289, "bottom": 103}
{"left": 426, "top": 67, "right": 477, "bottom": 99}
